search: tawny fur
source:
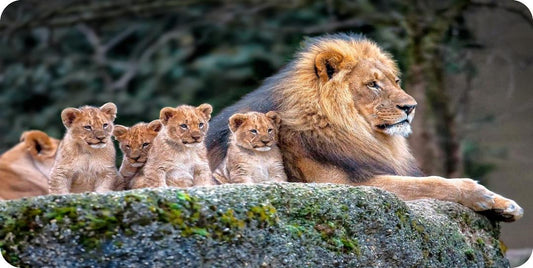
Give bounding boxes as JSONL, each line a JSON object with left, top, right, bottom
{"left": 134, "top": 104, "right": 213, "bottom": 189}
{"left": 49, "top": 103, "right": 120, "bottom": 194}
{"left": 0, "top": 130, "right": 59, "bottom": 200}
{"left": 207, "top": 33, "right": 523, "bottom": 222}
{"left": 113, "top": 120, "right": 163, "bottom": 190}
{"left": 213, "top": 111, "right": 287, "bottom": 184}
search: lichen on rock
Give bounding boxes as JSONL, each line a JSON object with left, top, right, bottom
{"left": 0, "top": 183, "right": 509, "bottom": 267}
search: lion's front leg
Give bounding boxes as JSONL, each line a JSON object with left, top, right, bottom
{"left": 361, "top": 175, "right": 524, "bottom": 222}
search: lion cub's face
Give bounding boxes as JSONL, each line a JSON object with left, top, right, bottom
{"left": 229, "top": 111, "right": 281, "bottom": 152}
{"left": 61, "top": 102, "right": 117, "bottom": 149}
{"left": 113, "top": 120, "right": 163, "bottom": 167}
{"left": 348, "top": 59, "right": 417, "bottom": 137}
{"left": 160, "top": 104, "right": 212, "bottom": 147}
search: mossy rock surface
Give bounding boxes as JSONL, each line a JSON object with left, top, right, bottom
{"left": 0, "top": 183, "right": 508, "bottom": 267}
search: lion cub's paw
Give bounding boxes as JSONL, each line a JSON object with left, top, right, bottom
{"left": 460, "top": 179, "right": 524, "bottom": 222}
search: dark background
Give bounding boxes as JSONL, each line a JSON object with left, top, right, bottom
{"left": 0, "top": 0, "right": 531, "bottom": 249}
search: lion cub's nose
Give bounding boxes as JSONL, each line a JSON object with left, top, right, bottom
{"left": 95, "top": 131, "right": 106, "bottom": 140}
{"left": 397, "top": 104, "right": 416, "bottom": 116}
{"left": 191, "top": 134, "right": 202, "bottom": 141}
{"left": 261, "top": 139, "right": 270, "bottom": 145}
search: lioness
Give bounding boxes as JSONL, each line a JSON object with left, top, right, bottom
{"left": 207, "top": 33, "right": 523, "bottom": 221}
{"left": 213, "top": 111, "right": 287, "bottom": 184}
{"left": 0, "top": 130, "right": 59, "bottom": 200}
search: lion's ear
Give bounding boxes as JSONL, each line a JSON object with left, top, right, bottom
{"left": 196, "top": 103, "right": 213, "bottom": 121}
{"left": 100, "top": 102, "right": 117, "bottom": 121}
{"left": 315, "top": 51, "right": 344, "bottom": 83}
{"left": 61, "top": 108, "right": 81, "bottom": 128}
{"left": 229, "top": 113, "right": 248, "bottom": 133}
{"left": 113, "top": 125, "right": 128, "bottom": 140}
{"left": 160, "top": 107, "right": 176, "bottom": 125}
{"left": 148, "top": 119, "right": 163, "bottom": 133}
{"left": 266, "top": 111, "right": 281, "bottom": 127}
{"left": 20, "top": 130, "right": 55, "bottom": 157}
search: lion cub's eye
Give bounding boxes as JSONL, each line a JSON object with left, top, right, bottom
{"left": 125, "top": 145, "right": 131, "bottom": 149}
{"left": 366, "top": 81, "right": 379, "bottom": 89}
{"left": 142, "top": 143, "right": 150, "bottom": 148}
{"left": 84, "top": 125, "right": 92, "bottom": 131}
{"left": 250, "top": 129, "right": 258, "bottom": 134}
{"left": 103, "top": 123, "right": 109, "bottom": 129}
{"left": 268, "top": 128, "right": 273, "bottom": 133}
{"left": 199, "top": 123, "right": 204, "bottom": 128}
{"left": 395, "top": 79, "right": 401, "bottom": 85}
{"left": 180, "top": 124, "right": 188, "bottom": 129}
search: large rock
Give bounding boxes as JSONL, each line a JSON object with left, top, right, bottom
{"left": 0, "top": 183, "right": 508, "bottom": 267}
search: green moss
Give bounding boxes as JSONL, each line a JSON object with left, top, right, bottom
{"left": 0, "top": 190, "right": 280, "bottom": 266}
{"left": 464, "top": 249, "right": 475, "bottom": 260}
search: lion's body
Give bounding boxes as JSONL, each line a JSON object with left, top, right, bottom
{"left": 0, "top": 131, "right": 59, "bottom": 200}
{"left": 135, "top": 104, "right": 213, "bottom": 189}
{"left": 207, "top": 33, "right": 523, "bottom": 221}
{"left": 49, "top": 103, "right": 119, "bottom": 194}
{"left": 213, "top": 111, "right": 287, "bottom": 184}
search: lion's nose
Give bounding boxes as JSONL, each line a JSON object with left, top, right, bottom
{"left": 261, "top": 138, "right": 270, "bottom": 145}
{"left": 397, "top": 104, "right": 416, "bottom": 116}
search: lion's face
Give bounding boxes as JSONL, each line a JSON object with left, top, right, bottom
{"left": 229, "top": 111, "right": 281, "bottom": 152}
{"left": 61, "top": 103, "right": 117, "bottom": 149}
{"left": 348, "top": 59, "right": 417, "bottom": 137}
{"left": 114, "top": 120, "right": 162, "bottom": 167}
{"left": 160, "top": 104, "right": 212, "bottom": 147}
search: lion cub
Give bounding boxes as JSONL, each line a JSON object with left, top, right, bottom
{"left": 113, "top": 120, "right": 162, "bottom": 190}
{"left": 136, "top": 104, "right": 213, "bottom": 188}
{"left": 49, "top": 103, "right": 120, "bottom": 194}
{"left": 213, "top": 111, "right": 287, "bottom": 184}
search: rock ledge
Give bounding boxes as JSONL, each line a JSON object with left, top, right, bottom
{"left": 0, "top": 183, "right": 508, "bottom": 267}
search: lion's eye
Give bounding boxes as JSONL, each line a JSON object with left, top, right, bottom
{"left": 125, "top": 145, "right": 131, "bottom": 149}
{"left": 84, "top": 125, "right": 92, "bottom": 131}
{"left": 395, "top": 79, "right": 401, "bottom": 85}
{"left": 199, "top": 123, "right": 204, "bottom": 128}
{"left": 268, "top": 128, "right": 273, "bottom": 133}
{"left": 180, "top": 124, "right": 188, "bottom": 129}
{"left": 103, "top": 123, "right": 109, "bottom": 129}
{"left": 250, "top": 129, "right": 258, "bottom": 134}
{"left": 142, "top": 143, "right": 150, "bottom": 148}
{"left": 366, "top": 81, "right": 379, "bottom": 89}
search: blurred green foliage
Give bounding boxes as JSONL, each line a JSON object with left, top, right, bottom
{"left": 0, "top": 0, "right": 497, "bottom": 179}
{"left": 0, "top": 0, "right": 414, "bottom": 151}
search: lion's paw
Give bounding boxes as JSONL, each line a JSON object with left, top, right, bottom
{"left": 458, "top": 179, "right": 523, "bottom": 222}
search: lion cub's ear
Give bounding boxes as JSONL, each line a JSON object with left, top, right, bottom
{"left": 61, "top": 107, "right": 81, "bottom": 128}
{"left": 196, "top": 103, "right": 213, "bottom": 121}
{"left": 315, "top": 50, "right": 344, "bottom": 83}
{"left": 148, "top": 119, "right": 163, "bottom": 133}
{"left": 100, "top": 102, "right": 117, "bottom": 121}
{"left": 113, "top": 125, "right": 128, "bottom": 140}
{"left": 229, "top": 113, "right": 248, "bottom": 133}
{"left": 20, "top": 130, "right": 55, "bottom": 157}
{"left": 266, "top": 111, "right": 281, "bottom": 128}
{"left": 160, "top": 107, "right": 176, "bottom": 125}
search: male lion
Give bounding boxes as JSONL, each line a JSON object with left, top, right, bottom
{"left": 206, "top": 33, "right": 523, "bottom": 221}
